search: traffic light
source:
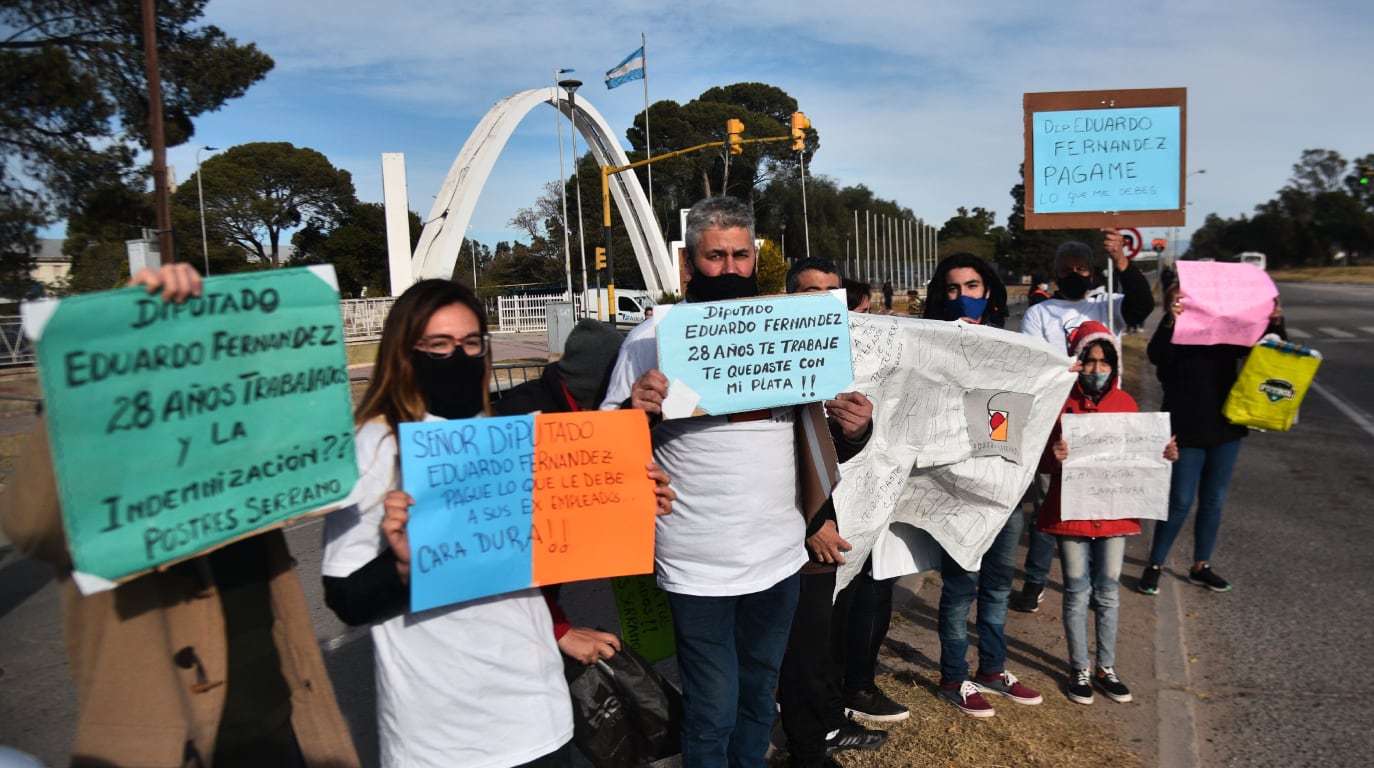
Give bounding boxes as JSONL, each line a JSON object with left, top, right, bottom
{"left": 727, "top": 118, "right": 744, "bottom": 156}
{"left": 595, "top": 246, "right": 607, "bottom": 270}
{"left": 1360, "top": 164, "right": 1371, "bottom": 185}
{"left": 1151, "top": 238, "right": 1167, "bottom": 254}
{"left": 790, "top": 111, "right": 809, "bottom": 151}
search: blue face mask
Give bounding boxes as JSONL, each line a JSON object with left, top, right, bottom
{"left": 945, "top": 295, "right": 988, "bottom": 322}
{"left": 1078, "top": 371, "right": 1111, "bottom": 392}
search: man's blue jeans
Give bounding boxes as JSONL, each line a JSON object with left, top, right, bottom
{"left": 666, "top": 572, "right": 800, "bottom": 768}
{"left": 1149, "top": 440, "right": 1242, "bottom": 566}
{"left": 938, "top": 510, "right": 1022, "bottom": 684}
{"left": 1058, "top": 535, "right": 1125, "bottom": 671}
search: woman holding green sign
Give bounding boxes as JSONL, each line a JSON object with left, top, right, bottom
{"left": 321, "top": 279, "right": 674, "bottom": 768}
{"left": 1, "top": 264, "right": 360, "bottom": 768}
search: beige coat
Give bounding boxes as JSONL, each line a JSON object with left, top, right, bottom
{"left": 1, "top": 424, "right": 360, "bottom": 768}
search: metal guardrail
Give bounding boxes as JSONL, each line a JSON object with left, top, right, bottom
{"left": 0, "top": 316, "right": 34, "bottom": 368}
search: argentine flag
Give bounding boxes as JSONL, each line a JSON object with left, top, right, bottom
{"left": 605, "top": 46, "right": 645, "bottom": 89}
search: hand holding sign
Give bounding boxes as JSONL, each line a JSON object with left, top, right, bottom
{"left": 654, "top": 291, "right": 854, "bottom": 416}
{"left": 399, "top": 410, "right": 657, "bottom": 613}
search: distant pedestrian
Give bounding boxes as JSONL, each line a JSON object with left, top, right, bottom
{"left": 881, "top": 279, "right": 894, "bottom": 312}
{"left": 1038, "top": 321, "right": 1178, "bottom": 706}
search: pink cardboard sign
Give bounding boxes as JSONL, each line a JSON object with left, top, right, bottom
{"left": 1173, "top": 261, "right": 1278, "bottom": 346}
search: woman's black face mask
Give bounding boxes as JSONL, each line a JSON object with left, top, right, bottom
{"left": 411, "top": 349, "right": 486, "bottom": 419}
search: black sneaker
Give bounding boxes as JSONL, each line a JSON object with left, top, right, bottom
{"left": 1010, "top": 581, "right": 1045, "bottom": 613}
{"left": 1138, "top": 564, "right": 1162, "bottom": 595}
{"left": 1094, "top": 666, "right": 1133, "bottom": 703}
{"left": 1066, "top": 669, "right": 1093, "bottom": 705}
{"left": 844, "top": 685, "right": 910, "bottom": 722}
{"left": 1188, "top": 564, "right": 1233, "bottom": 592}
{"left": 824, "top": 718, "right": 887, "bottom": 756}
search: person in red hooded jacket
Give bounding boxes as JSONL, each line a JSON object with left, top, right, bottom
{"left": 1038, "top": 321, "right": 1178, "bottom": 707}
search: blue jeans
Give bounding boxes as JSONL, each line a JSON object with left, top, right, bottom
{"left": 1148, "top": 440, "right": 1242, "bottom": 566}
{"left": 938, "top": 510, "right": 1022, "bottom": 684}
{"left": 1058, "top": 535, "right": 1125, "bottom": 671}
{"left": 1023, "top": 474, "right": 1056, "bottom": 584}
{"left": 666, "top": 572, "right": 801, "bottom": 768}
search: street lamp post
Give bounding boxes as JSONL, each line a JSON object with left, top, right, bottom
{"left": 560, "top": 78, "right": 588, "bottom": 305}
{"left": 554, "top": 69, "right": 575, "bottom": 306}
{"left": 1173, "top": 169, "right": 1207, "bottom": 263}
{"left": 195, "top": 145, "right": 218, "bottom": 275}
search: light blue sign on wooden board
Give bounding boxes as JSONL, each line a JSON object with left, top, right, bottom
{"left": 655, "top": 291, "right": 854, "bottom": 416}
{"left": 1031, "top": 106, "right": 1181, "bottom": 213}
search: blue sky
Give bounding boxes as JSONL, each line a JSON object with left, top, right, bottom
{"left": 142, "top": 0, "right": 1371, "bottom": 256}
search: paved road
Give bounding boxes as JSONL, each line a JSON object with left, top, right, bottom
{"left": 1168, "top": 282, "right": 1374, "bottom": 766}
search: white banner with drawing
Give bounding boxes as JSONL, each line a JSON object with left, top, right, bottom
{"left": 1059, "top": 411, "right": 1172, "bottom": 522}
{"left": 833, "top": 315, "right": 1076, "bottom": 587}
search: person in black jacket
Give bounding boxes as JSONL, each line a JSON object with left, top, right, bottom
{"left": 494, "top": 318, "right": 625, "bottom": 415}
{"left": 1138, "top": 283, "right": 1285, "bottom": 595}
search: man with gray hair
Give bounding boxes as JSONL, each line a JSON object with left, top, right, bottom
{"left": 602, "top": 197, "right": 872, "bottom": 767}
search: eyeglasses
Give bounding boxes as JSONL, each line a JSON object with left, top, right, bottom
{"left": 415, "top": 333, "right": 489, "bottom": 359}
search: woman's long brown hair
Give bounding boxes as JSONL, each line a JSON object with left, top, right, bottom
{"left": 354, "top": 279, "right": 491, "bottom": 433}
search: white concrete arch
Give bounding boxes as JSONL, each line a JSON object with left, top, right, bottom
{"left": 411, "top": 88, "right": 675, "bottom": 296}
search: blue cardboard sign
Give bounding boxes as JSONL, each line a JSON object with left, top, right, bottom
{"left": 1030, "top": 105, "right": 1181, "bottom": 213}
{"left": 399, "top": 416, "right": 536, "bottom": 612}
{"left": 655, "top": 291, "right": 854, "bottom": 416}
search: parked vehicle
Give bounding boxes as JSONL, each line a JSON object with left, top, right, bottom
{"left": 1239, "top": 251, "right": 1267, "bottom": 271}
{"left": 583, "top": 288, "right": 656, "bottom": 327}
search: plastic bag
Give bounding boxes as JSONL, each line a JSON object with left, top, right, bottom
{"left": 1222, "top": 337, "right": 1321, "bottom": 432}
{"left": 564, "top": 643, "right": 682, "bottom": 768}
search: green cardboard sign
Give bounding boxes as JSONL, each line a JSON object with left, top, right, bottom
{"left": 26, "top": 267, "right": 357, "bottom": 583}
{"left": 612, "top": 573, "right": 676, "bottom": 662}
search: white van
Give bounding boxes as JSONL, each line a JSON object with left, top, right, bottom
{"left": 583, "top": 288, "right": 657, "bottom": 327}
{"left": 1239, "top": 252, "right": 1267, "bottom": 271}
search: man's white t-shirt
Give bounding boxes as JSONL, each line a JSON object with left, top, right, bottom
{"left": 1019, "top": 292, "right": 1126, "bottom": 354}
{"left": 602, "top": 320, "right": 807, "bottom": 597}
{"left": 322, "top": 416, "right": 573, "bottom": 768}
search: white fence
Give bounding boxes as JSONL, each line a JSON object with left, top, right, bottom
{"left": 496, "top": 291, "right": 579, "bottom": 332}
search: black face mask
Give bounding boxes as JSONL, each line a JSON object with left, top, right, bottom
{"left": 410, "top": 350, "right": 486, "bottom": 419}
{"left": 1058, "top": 272, "right": 1092, "bottom": 300}
{"left": 685, "top": 272, "right": 759, "bottom": 302}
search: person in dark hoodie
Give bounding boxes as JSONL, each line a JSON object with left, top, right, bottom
{"left": 494, "top": 318, "right": 625, "bottom": 415}
{"left": 921, "top": 253, "right": 1043, "bottom": 718}
{"left": 1138, "top": 282, "right": 1285, "bottom": 596}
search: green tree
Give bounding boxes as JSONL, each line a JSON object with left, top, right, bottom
{"left": 62, "top": 182, "right": 153, "bottom": 293}
{"left": 0, "top": 0, "right": 273, "bottom": 252}
{"left": 292, "top": 202, "right": 420, "bottom": 297}
{"left": 176, "top": 142, "right": 356, "bottom": 268}
{"left": 755, "top": 238, "right": 787, "bottom": 295}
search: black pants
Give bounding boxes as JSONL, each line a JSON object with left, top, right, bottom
{"left": 842, "top": 565, "right": 897, "bottom": 695}
{"left": 777, "top": 569, "right": 859, "bottom": 766}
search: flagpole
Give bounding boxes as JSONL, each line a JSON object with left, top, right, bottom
{"left": 642, "top": 32, "right": 653, "bottom": 213}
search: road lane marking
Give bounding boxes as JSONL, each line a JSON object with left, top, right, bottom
{"left": 1318, "top": 327, "right": 1355, "bottom": 338}
{"left": 1310, "top": 381, "right": 1374, "bottom": 439}
{"left": 1361, "top": 326, "right": 1374, "bottom": 336}
{"left": 1285, "top": 327, "right": 1311, "bottom": 339}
